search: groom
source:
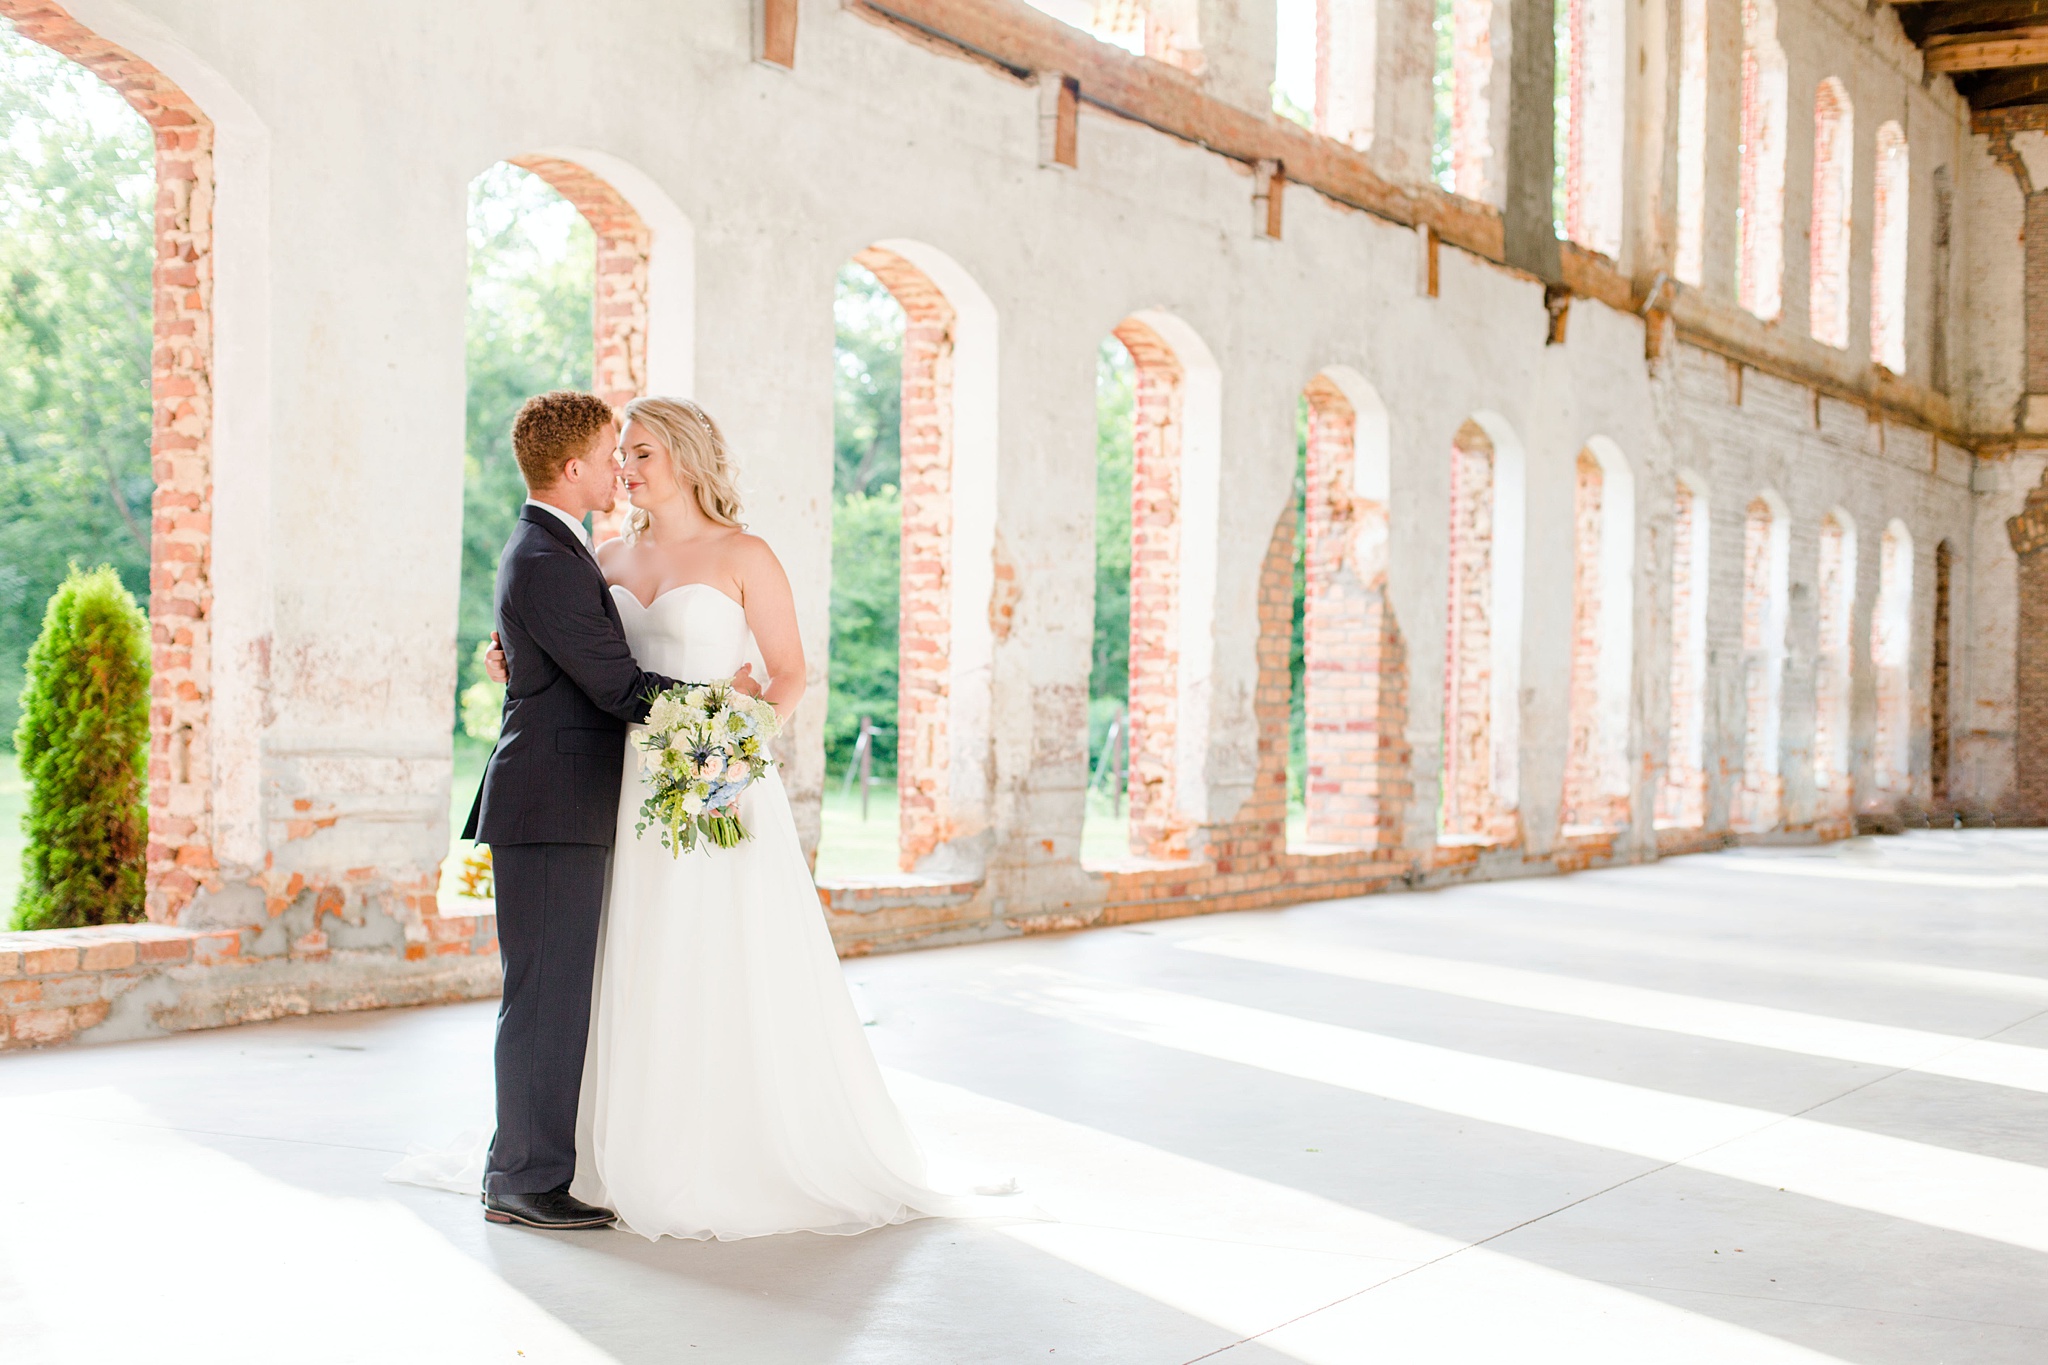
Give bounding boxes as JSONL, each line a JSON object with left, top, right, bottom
{"left": 463, "top": 391, "right": 750, "bottom": 1230}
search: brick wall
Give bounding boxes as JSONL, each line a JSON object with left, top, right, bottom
{"left": 1301, "top": 376, "right": 1409, "bottom": 848}
{"left": 0, "top": 1, "right": 219, "bottom": 924}
{"left": 2011, "top": 475, "right": 2048, "bottom": 822}
{"left": 1811, "top": 513, "right": 1853, "bottom": 814}
{"left": 1733, "top": 495, "right": 1785, "bottom": 830}
{"left": 1738, "top": 0, "right": 1786, "bottom": 321}
{"left": 1562, "top": 449, "right": 1626, "bottom": 829}
{"left": 1442, "top": 419, "right": 1511, "bottom": 842}
{"left": 1807, "top": 78, "right": 1852, "bottom": 349}
{"left": 853, "top": 246, "right": 959, "bottom": 870}
{"left": 1656, "top": 478, "right": 1707, "bottom": 826}
{"left": 1114, "top": 318, "right": 1193, "bottom": 861}
{"left": 1873, "top": 523, "right": 1913, "bottom": 792}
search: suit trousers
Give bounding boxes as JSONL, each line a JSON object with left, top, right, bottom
{"left": 485, "top": 841, "right": 609, "bottom": 1196}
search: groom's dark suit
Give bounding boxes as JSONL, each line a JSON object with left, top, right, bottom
{"left": 464, "top": 504, "right": 677, "bottom": 1196}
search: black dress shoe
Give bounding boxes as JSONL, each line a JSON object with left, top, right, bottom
{"left": 482, "top": 1187, "right": 615, "bottom": 1229}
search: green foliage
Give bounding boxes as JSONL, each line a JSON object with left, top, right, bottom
{"left": 0, "top": 30, "right": 154, "bottom": 745}
{"left": 825, "top": 265, "right": 905, "bottom": 779}
{"left": 1432, "top": 0, "right": 1455, "bottom": 190}
{"left": 12, "top": 565, "right": 148, "bottom": 929}
{"left": 459, "top": 164, "right": 594, "bottom": 704}
{"left": 833, "top": 263, "right": 902, "bottom": 499}
{"left": 1290, "top": 396, "right": 1308, "bottom": 802}
{"left": 1092, "top": 339, "right": 1134, "bottom": 710}
{"left": 459, "top": 640, "right": 504, "bottom": 743}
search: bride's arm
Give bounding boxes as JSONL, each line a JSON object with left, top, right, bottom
{"left": 737, "top": 535, "right": 805, "bottom": 723}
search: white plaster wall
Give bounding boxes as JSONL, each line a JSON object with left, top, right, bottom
{"left": 75, "top": 0, "right": 2024, "bottom": 924}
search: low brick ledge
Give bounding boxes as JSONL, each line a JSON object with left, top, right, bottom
{"left": 817, "top": 877, "right": 982, "bottom": 914}
{"left": 0, "top": 915, "right": 501, "bottom": 1051}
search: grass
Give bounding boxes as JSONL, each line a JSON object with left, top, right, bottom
{"left": 814, "top": 783, "right": 904, "bottom": 881}
{"left": 0, "top": 752, "right": 22, "bottom": 919}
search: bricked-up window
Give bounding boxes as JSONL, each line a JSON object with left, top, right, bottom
{"left": 1433, "top": 0, "right": 1495, "bottom": 197}
{"left": 1873, "top": 519, "right": 1914, "bottom": 793}
{"left": 1674, "top": 0, "right": 1709, "bottom": 285}
{"left": 1556, "top": 0, "right": 1623, "bottom": 256}
{"left": 1561, "top": 441, "right": 1635, "bottom": 832}
{"left": 823, "top": 244, "right": 1000, "bottom": 880}
{"left": 1812, "top": 510, "right": 1857, "bottom": 806}
{"left": 1871, "top": 121, "right": 1909, "bottom": 372}
{"left": 1738, "top": 0, "right": 1787, "bottom": 321}
{"left": 1440, "top": 416, "right": 1525, "bottom": 844}
{"left": 1656, "top": 472, "right": 1711, "bottom": 829}
{"left": 1809, "top": 78, "right": 1854, "bottom": 349}
{"left": 1733, "top": 492, "right": 1791, "bottom": 832}
{"left": 1298, "top": 368, "right": 1407, "bottom": 850}
{"left": 1087, "top": 314, "right": 1223, "bottom": 864}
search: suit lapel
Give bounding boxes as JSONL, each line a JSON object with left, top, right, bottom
{"left": 520, "top": 504, "right": 601, "bottom": 571}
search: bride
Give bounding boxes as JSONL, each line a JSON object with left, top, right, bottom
{"left": 399, "top": 396, "right": 985, "bottom": 1242}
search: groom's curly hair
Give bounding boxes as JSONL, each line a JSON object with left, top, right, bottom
{"left": 513, "top": 391, "right": 615, "bottom": 492}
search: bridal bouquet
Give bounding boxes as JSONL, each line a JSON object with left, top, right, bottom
{"left": 633, "top": 678, "right": 781, "bottom": 855}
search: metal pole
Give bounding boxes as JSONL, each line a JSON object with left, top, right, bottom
{"left": 859, "top": 717, "right": 874, "bottom": 821}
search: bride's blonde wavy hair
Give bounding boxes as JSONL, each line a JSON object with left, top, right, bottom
{"left": 619, "top": 396, "right": 745, "bottom": 538}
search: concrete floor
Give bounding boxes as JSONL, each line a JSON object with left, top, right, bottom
{"left": 6, "top": 833, "right": 2048, "bottom": 1363}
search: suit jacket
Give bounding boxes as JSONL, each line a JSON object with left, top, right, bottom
{"left": 464, "top": 506, "right": 678, "bottom": 846}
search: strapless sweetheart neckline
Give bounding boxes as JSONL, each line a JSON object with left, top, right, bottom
{"left": 609, "top": 581, "right": 744, "bottom": 613}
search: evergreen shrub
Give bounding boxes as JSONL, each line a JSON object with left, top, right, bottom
{"left": 12, "top": 565, "right": 149, "bottom": 930}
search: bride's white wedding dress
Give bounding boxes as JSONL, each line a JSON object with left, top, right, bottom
{"left": 575, "top": 583, "right": 964, "bottom": 1240}
{"left": 392, "top": 582, "right": 990, "bottom": 1241}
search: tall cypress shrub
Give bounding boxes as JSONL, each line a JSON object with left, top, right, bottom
{"left": 12, "top": 566, "right": 149, "bottom": 930}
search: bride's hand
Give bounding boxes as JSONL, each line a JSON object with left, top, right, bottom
{"left": 729, "top": 663, "right": 762, "bottom": 699}
{"left": 484, "top": 632, "right": 509, "bottom": 684}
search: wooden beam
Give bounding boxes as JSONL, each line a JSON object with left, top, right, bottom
{"left": 1926, "top": 26, "right": 2048, "bottom": 71}
{"left": 1960, "top": 63, "right": 2048, "bottom": 105}
{"left": 755, "top": 0, "right": 798, "bottom": 67}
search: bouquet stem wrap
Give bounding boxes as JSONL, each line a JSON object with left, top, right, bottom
{"left": 633, "top": 678, "right": 781, "bottom": 856}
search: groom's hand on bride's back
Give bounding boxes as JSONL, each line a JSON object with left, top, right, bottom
{"left": 487, "top": 633, "right": 761, "bottom": 698}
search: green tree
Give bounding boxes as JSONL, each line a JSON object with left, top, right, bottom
{"left": 12, "top": 565, "right": 148, "bottom": 929}
{"left": 459, "top": 164, "right": 595, "bottom": 716}
{"left": 1088, "top": 339, "right": 1135, "bottom": 764}
{"left": 0, "top": 29, "right": 154, "bottom": 743}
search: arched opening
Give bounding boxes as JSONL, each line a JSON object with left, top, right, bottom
{"left": 1809, "top": 78, "right": 1854, "bottom": 350}
{"left": 1440, "top": 413, "right": 1524, "bottom": 845}
{"left": 1871, "top": 122, "right": 1909, "bottom": 373}
{"left": 818, "top": 243, "right": 998, "bottom": 882}
{"left": 1812, "top": 508, "right": 1857, "bottom": 810}
{"left": 1738, "top": 0, "right": 1787, "bottom": 322}
{"left": 1294, "top": 367, "right": 1407, "bottom": 851}
{"left": 1561, "top": 439, "right": 1634, "bottom": 833}
{"left": 1434, "top": 0, "right": 1497, "bottom": 198}
{"left": 1656, "top": 471, "right": 1710, "bottom": 829}
{"left": 1556, "top": 0, "right": 1624, "bottom": 256}
{"left": 1086, "top": 312, "right": 1222, "bottom": 864}
{"left": 1732, "top": 490, "right": 1790, "bottom": 832}
{"left": 1873, "top": 519, "right": 1914, "bottom": 794}
{"left": 446, "top": 153, "right": 691, "bottom": 904}
{"left": 0, "top": 7, "right": 221, "bottom": 923}
{"left": 1674, "top": 0, "right": 1709, "bottom": 285}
